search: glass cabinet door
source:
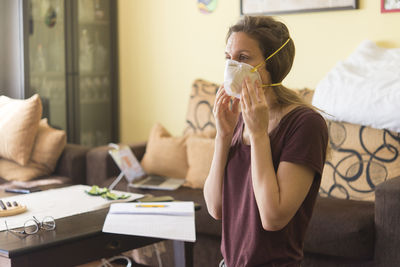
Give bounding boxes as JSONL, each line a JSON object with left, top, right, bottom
{"left": 77, "top": 0, "right": 112, "bottom": 146}
{"left": 25, "top": 0, "right": 117, "bottom": 146}
{"left": 28, "top": 0, "right": 67, "bottom": 130}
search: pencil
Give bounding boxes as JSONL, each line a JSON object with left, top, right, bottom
{"left": 136, "top": 204, "right": 167, "bottom": 208}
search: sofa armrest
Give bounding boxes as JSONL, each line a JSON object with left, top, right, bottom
{"left": 54, "top": 144, "right": 90, "bottom": 185}
{"left": 86, "top": 142, "right": 147, "bottom": 186}
{"left": 374, "top": 176, "right": 400, "bottom": 266}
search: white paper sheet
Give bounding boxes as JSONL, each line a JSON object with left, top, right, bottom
{"left": 102, "top": 202, "right": 196, "bottom": 242}
{"left": 0, "top": 185, "right": 143, "bottom": 231}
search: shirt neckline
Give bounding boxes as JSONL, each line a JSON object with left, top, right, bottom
{"left": 239, "top": 105, "right": 305, "bottom": 146}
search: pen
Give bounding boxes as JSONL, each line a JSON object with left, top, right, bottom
{"left": 136, "top": 204, "right": 167, "bottom": 208}
{"left": 0, "top": 200, "right": 6, "bottom": 210}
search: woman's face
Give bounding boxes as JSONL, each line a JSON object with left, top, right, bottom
{"left": 225, "top": 31, "right": 271, "bottom": 85}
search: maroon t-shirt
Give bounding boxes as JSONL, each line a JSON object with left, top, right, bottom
{"left": 221, "top": 107, "right": 328, "bottom": 267}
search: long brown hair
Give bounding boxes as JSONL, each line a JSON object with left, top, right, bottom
{"left": 226, "top": 16, "right": 311, "bottom": 109}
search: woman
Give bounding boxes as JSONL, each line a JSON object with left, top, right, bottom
{"left": 203, "top": 16, "right": 328, "bottom": 267}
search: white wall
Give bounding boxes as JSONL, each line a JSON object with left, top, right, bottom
{"left": 0, "top": 0, "right": 25, "bottom": 98}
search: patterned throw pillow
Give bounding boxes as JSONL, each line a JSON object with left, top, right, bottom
{"left": 319, "top": 120, "right": 400, "bottom": 201}
{"left": 296, "top": 88, "right": 314, "bottom": 105}
{"left": 183, "top": 83, "right": 312, "bottom": 137}
{"left": 183, "top": 79, "right": 218, "bottom": 137}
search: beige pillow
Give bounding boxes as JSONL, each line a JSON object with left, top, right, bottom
{"left": 141, "top": 123, "right": 188, "bottom": 179}
{"left": 320, "top": 120, "right": 400, "bottom": 201}
{"left": 0, "top": 118, "right": 67, "bottom": 181}
{"left": 31, "top": 119, "right": 67, "bottom": 172}
{"left": 184, "top": 136, "right": 215, "bottom": 189}
{"left": 0, "top": 94, "right": 42, "bottom": 165}
{"left": 0, "top": 160, "right": 47, "bottom": 181}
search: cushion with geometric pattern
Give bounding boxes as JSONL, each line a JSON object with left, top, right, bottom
{"left": 319, "top": 120, "right": 400, "bottom": 201}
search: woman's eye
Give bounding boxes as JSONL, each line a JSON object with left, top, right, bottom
{"left": 239, "top": 55, "right": 249, "bottom": 61}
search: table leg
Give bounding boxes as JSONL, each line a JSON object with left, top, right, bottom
{"left": 173, "top": 240, "right": 193, "bottom": 267}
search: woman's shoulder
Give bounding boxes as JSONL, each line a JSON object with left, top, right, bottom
{"left": 282, "top": 105, "right": 328, "bottom": 134}
{"left": 286, "top": 105, "right": 325, "bottom": 122}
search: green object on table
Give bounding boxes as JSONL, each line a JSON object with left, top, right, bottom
{"left": 101, "top": 191, "right": 130, "bottom": 200}
{"left": 85, "top": 185, "right": 108, "bottom": 196}
{"left": 85, "top": 185, "right": 130, "bottom": 200}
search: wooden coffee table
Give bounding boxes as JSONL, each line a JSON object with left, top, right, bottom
{"left": 0, "top": 192, "right": 194, "bottom": 267}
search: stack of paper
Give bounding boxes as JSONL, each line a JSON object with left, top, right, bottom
{"left": 0, "top": 185, "right": 143, "bottom": 231}
{"left": 102, "top": 202, "right": 196, "bottom": 242}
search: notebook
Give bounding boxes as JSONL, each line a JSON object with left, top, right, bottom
{"left": 108, "top": 144, "right": 185, "bottom": 190}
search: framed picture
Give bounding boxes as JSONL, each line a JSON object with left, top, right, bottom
{"left": 381, "top": 0, "right": 400, "bottom": 13}
{"left": 241, "top": 0, "right": 358, "bottom": 15}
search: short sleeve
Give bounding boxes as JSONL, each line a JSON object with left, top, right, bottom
{"left": 280, "top": 112, "right": 328, "bottom": 176}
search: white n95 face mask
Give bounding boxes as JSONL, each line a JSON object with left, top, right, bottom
{"left": 223, "top": 59, "right": 261, "bottom": 99}
{"left": 223, "top": 38, "right": 291, "bottom": 99}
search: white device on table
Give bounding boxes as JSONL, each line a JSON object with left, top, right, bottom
{"left": 108, "top": 144, "right": 185, "bottom": 191}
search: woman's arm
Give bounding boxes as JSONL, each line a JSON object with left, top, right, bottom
{"left": 203, "top": 86, "right": 240, "bottom": 220}
{"left": 241, "top": 78, "right": 315, "bottom": 231}
{"left": 203, "top": 135, "right": 232, "bottom": 220}
{"left": 250, "top": 133, "right": 314, "bottom": 231}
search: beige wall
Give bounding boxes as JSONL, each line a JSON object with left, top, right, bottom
{"left": 118, "top": 0, "right": 400, "bottom": 143}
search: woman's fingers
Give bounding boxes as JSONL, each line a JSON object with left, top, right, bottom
{"left": 214, "top": 86, "right": 227, "bottom": 113}
{"left": 232, "top": 97, "right": 240, "bottom": 114}
{"left": 242, "top": 77, "right": 263, "bottom": 109}
{"left": 245, "top": 77, "right": 258, "bottom": 105}
{"left": 254, "top": 80, "right": 265, "bottom": 104}
{"left": 241, "top": 79, "right": 250, "bottom": 110}
{"left": 215, "top": 90, "right": 233, "bottom": 116}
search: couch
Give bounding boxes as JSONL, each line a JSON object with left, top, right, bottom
{"left": 0, "top": 143, "right": 89, "bottom": 190}
{"left": 86, "top": 79, "right": 400, "bottom": 267}
{"left": 0, "top": 94, "right": 89, "bottom": 191}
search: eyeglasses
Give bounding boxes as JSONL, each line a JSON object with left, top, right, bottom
{"left": 5, "top": 216, "right": 56, "bottom": 235}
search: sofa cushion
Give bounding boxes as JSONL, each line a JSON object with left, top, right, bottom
{"left": 296, "top": 88, "right": 314, "bottom": 105}
{"left": 0, "top": 160, "right": 47, "bottom": 182}
{"left": 184, "top": 136, "right": 215, "bottom": 189}
{"left": 0, "top": 94, "right": 42, "bottom": 165}
{"left": 31, "top": 119, "right": 67, "bottom": 172}
{"left": 0, "top": 119, "right": 67, "bottom": 181}
{"left": 141, "top": 123, "right": 188, "bottom": 179}
{"left": 304, "top": 196, "right": 374, "bottom": 260}
{"left": 183, "top": 79, "right": 217, "bottom": 137}
{"left": 320, "top": 120, "right": 400, "bottom": 201}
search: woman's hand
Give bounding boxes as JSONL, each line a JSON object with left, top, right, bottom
{"left": 241, "top": 78, "right": 270, "bottom": 137}
{"left": 213, "top": 85, "right": 240, "bottom": 138}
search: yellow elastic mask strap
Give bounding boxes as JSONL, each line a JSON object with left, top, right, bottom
{"left": 251, "top": 38, "right": 291, "bottom": 72}
{"left": 262, "top": 83, "right": 281, "bottom": 88}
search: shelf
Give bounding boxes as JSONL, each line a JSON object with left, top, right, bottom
{"left": 79, "top": 20, "right": 111, "bottom": 27}
{"left": 32, "top": 19, "right": 65, "bottom": 24}
{"left": 79, "top": 71, "right": 110, "bottom": 77}
{"left": 31, "top": 71, "right": 65, "bottom": 77}
{"left": 80, "top": 99, "right": 110, "bottom": 105}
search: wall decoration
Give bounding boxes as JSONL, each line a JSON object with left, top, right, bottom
{"left": 44, "top": 4, "right": 57, "bottom": 28}
{"left": 241, "top": 0, "right": 357, "bottom": 15}
{"left": 381, "top": 0, "right": 400, "bottom": 13}
{"left": 198, "top": 0, "right": 218, "bottom": 14}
